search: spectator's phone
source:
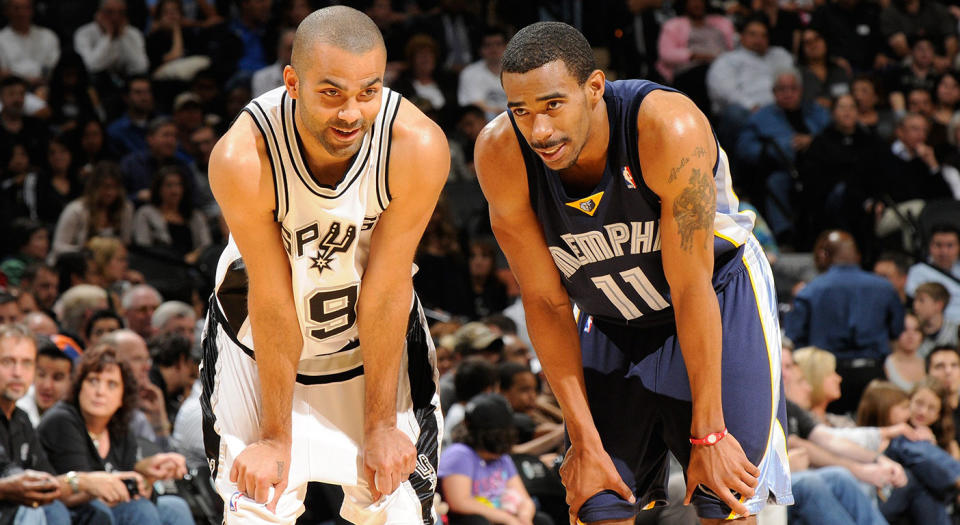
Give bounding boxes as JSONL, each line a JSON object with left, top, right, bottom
{"left": 122, "top": 478, "right": 139, "bottom": 497}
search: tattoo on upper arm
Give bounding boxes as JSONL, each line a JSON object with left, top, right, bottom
{"left": 673, "top": 167, "right": 716, "bottom": 253}
{"left": 668, "top": 147, "right": 708, "bottom": 183}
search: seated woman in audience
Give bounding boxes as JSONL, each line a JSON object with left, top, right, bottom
{"left": 885, "top": 312, "right": 926, "bottom": 391}
{"left": 797, "top": 28, "right": 851, "bottom": 108}
{"left": 74, "top": 119, "right": 114, "bottom": 179}
{"left": 439, "top": 393, "right": 553, "bottom": 525}
{"left": 32, "top": 134, "right": 82, "bottom": 226}
{"left": 792, "top": 346, "right": 848, "bottom": 426}
{"left": 909, "top": 378, "right": 960, "bottom": 458}
{"left": 655, "top": 0, "right": 733, "bottom": 108}
{"left": 857, "top": 381, "right": 960, "bottom": 525}
{"left": 468, "top": 239, "right": 509, "bottom": 318}
{"left": 38, "top": 344, "right": 195, "bottom": 525}
{"left": 933, "top": 71, "right": 960, "bottom": 137}
{"left": 51, "top": 161, "right": 133, "bottom": 263}
{"left": 86, "top": 236, "right": 131, "bottom": 307}
{"left": 132, "top": 167, "right": 211, "bottom": 265}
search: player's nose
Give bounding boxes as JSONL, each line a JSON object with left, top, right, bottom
{"left": 531, "top": 114, "right": 553, "bottom": 142}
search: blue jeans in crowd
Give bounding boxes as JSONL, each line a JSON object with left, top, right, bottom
{"left": 879, "top": 436, "right": 960, "bottom": 525}
{"left": 789, "top": 467, "right": 888, "bottom": 525}
{"left": 12, "top": 501, "right": 70, "bottom": 525}
{"left": 70, "top": 495, "right": 194, "bottom": 525}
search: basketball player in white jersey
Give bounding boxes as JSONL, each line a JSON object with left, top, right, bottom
{"left": 200, "top": 6, "right": 449, "bottom": 524}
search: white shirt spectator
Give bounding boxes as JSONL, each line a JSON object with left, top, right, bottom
{"left": 171, "top": 378, "right": 206, "bottom": 469}
{"left": 0, "top": 24, "right": 59, "bottom": 81}
{"left": 0, "top": 91, "right": 47, "bottom": 116}
{"left": 73, "top": 20, "right": 149, "bottom": 76}
{"left": 706, "top": 46, "right": 794, "bottom": 113}
{"left": 251, "top": 63, "right": 282, "bottom": 98}
{"left": 906, "top": 261, "right": 960, "bottom": 322}
{"left": 457, "top": 60, "right": 507, "bottom": 121}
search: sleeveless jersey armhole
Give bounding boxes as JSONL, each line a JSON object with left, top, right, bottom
{"left": 243, "top": 103, "right": 290, "bottom": 222}
{"left": 375, "top": 90, "right": 403, "bottom": 213}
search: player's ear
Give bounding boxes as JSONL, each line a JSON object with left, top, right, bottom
{"left": 585, "top": 69, "right": 605, "bottom": 105}
{"left": 283, "top": 65, "right": 299, "bottom": 99}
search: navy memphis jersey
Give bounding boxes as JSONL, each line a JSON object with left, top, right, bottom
{"left": 509, "top": 79, "right": 757, "bottom": 327}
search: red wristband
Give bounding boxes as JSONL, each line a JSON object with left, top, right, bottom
{"left": 689, "top": 427, "right": 727, "bottom": 446}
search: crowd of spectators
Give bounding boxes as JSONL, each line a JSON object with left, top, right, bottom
{"left": 0, "top": 0, "right": 959, "bottom": 524}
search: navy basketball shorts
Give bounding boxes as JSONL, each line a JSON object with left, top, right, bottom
{"left": 573, "top": 239, "right": 793, "bottom": 522}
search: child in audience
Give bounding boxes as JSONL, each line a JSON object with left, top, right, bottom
{"left": 438, "top": 393, "right": 553, "bottom": 525}
{"left": 909, "top": 378, "right": 960, "bottom": 458}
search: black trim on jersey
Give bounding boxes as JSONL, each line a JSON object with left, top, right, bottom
{"left": 199, "top": 305, "right": 222, "bottom": 481}
{"left": 283, "top": 93, "right": 375, "bottom": 199}
{"left": 408, "top": 405, "right": 439, "bottom": 525}
{"left": 406, "top": 298, "right": 436, "bottom": 410}
{"left": 249, "top": 101, "right": 291, "bottom": 221}
{"left": 216, "top": 258, "right": 249, "bottom": 337}
{"left": 405, "top": 298, "right": 439, "bottom": 524}
{"left": 242, "top": 107, "right": 283, "bottom": 222}
{"left": 382, "top": 96, "right": 401, "bottom": 203}
{"left": 295, "top": 365, "right": 365, "bottom": 385}
{"left": 506, "top": 112, "right": 538, "bottom": 214}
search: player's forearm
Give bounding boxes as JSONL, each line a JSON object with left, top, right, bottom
{"left": 357, "top": 280, "right": 412, "bottom": 432}
{"left": 522, "top": 294, "right": 600, "bottom": 447}
{"left": 248, "top": 289, "right": 302, "bottom": 442}
{"left": 672, "top": 282, "right": 725, "bottom": 436}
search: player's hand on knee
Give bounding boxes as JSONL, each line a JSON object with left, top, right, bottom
{"left": 362, "top": 425, "right": 417, "bottom": 499}
{"left": 558, "top": 442, "right": 635, "bottom": 522}
{"left": 684, "top": 432, "right": 759, "bottom": 517}
{"left": 229, "top": 439, "right": 291, "bottom": 513}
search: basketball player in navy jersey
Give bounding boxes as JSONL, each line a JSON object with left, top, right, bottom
{"left": 475, "top": 22, "right": 792, "bottom": 524}
{"left": 203, "top": 6, "right": 449, "bottom": 524}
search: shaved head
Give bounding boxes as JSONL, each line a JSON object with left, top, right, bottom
{"left": 291, "top": 6, "right": 385, "bottom": 73}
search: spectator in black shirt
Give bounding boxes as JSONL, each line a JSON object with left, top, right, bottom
{"left": 146, "top": 332, "right": 194, "bottom": 425}
{"left": 0, "top": 76, "right": 48, "bottom": 167}
{"left": 887, "top": 36, "right": 938, "bottom": 113}
{"left": 927, "top": 346, "right": 960, "bottom": 443}
{"left": 37, "top": 344, "right": 194, "bottom": 525}
{"left": 0, "top": 324, "right": 126, "bottom": 525}
{"left": 851, "top": 75, "right": 896, "bottom": 142}
{"left": 881, "top": 0, "right": 957, "bottom": 67}
{"left": 877, "top": 113, "right": 953, "bottom": 207}
{"left": 753, "top": 0, "right": 802, "bottom": 54}
{"left": 811, "top": 0, "right": 884, "bottom": 72}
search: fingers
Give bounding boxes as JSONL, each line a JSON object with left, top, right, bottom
{"left": 364, "top": 465, "right": 381, "bottom": 501}
{"left": 684, "top": 481, "right": 696, "bottom": 506}
{"left": 266, "top": 479, "right": 286, "bottom": 513}
{"left": 717, "top": 486, "right": 749, "bottom": 517}
{"left": 613, "top": 477, "right": 636, "bottom": 505}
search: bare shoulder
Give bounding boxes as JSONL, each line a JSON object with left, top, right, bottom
{"left": 209, "top": 111, "right": 274, "bottom": 217}
{"left": 635, "top": 90, "right": 717, "bottom": 195}
{"left": 474, "top": 113, "right": 527, "bottom": 205}
{"left": 388, "top": 98, "right": 450, "bottom": 192}
{"left": 636, "top": 90, "right": 714, "bottom": 148}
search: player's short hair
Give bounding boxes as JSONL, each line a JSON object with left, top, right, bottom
{"left": 916, "top": 282, "right": 950, "bottom": 308}
{"left": 501, "top": 21, "right": 597, "bottom": 85}
{"left": 291, "top": 6, "right": 384, "bottom": 72}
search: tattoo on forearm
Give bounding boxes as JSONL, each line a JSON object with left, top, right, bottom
{"left": 277, "top": 461, "right": 284, "bottom": 482}
{"left": 693, "top": 146, "right": 706, "bottom": 158}
{"left": 673, "top": 167, "right": 716, "bottom": 253}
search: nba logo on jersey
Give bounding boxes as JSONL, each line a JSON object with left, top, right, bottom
{"left": 229, "top": 491, "right": 242, "bottom": 512}
{"left": 622, "top": 166, "right": 637, "bottom": 189}
{"left": 584, "top": 315, "right": 594, "bottom": 333}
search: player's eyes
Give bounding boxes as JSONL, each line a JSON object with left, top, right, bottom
{"left": 512, "top": 108, "right": 529, "bottom": 117}
{"left": 546, "top": 100, "right": 562, "bottom": 110}
{"left": 321, "top": 89, "right": 339, "bottom": 97}
{"left": 362, "top": 88, "right": 378, "bottom": 97}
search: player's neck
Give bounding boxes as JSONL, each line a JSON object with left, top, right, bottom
{"left": 560, "top": 98, "right": 610, "bottom": 184}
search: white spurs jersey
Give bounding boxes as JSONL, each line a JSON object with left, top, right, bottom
{"left": 212, "top": 86, "right": 403, "bottom": 372}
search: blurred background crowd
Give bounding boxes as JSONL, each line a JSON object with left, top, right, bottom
{"left": 0, "top": 0, "right": 960, "bottom": 524}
